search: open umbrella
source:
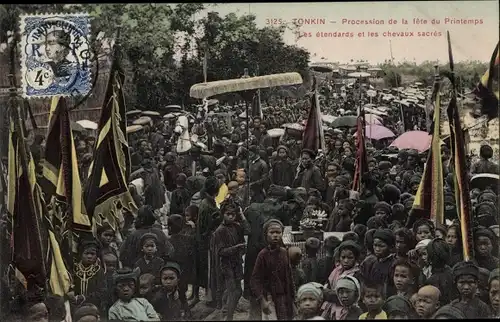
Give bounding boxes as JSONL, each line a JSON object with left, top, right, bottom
{"left": 389, "top": 130, "right": 432, "bottom": 152}
{"left": 357, "top": 124, "right": 395, "bottom": 140}
{"left": 347, "top": 72, "right": 371, "bottom": 78}
{"left": 126, "top": 124, "right": 144, "bottom": 134}
{"left": 310, "top": 65, "right": 334, "bottom": 73}
{"left": 470, "top": 173, "right": 499, "bottom": 192}
{"left": 126, "top": 109, "right": 141, "bottom": 117}
{"left": 76, "top": 119, "right": 98, "bottom": 130}
{"left": 70, "top": 121, "right": 85, "bottom": 132}
{"left": 132, "top": 116, "right": 152, "bottom": 126}
{"left": 364, "top": 114, "right": 383, "bottom": 125}
{"left": 268, "top": 128, "right": 285, "bottom": 138}
{"left": 331, "top": 115, "right": 357, "bottom": 128}
{"left": 141, "top": 111, "right": 161, "bottom": 117}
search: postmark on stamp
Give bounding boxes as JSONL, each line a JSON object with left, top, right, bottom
{"left": 20, "top": 14, "right": 92, "bottom": 99}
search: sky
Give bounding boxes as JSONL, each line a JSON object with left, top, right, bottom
{"left": 193, "top": 1, "right": 499, "bottom": 64}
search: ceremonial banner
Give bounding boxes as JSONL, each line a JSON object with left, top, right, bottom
{"left": 409, "top": 85, "right": 444, "bottom": 225}
{"left": 473, "top": 43, "right": 499, "bottom": 120}
{"left": 7, "top": 114, "right": 70, "bottom": 296}
{"left": 302, "top": 90, "right": 325, "bottom": 154}
{"left": 352, "top": 113, "right": 368, "bottom": 192}
{"left": 40, "top": 96, "right": 92, "bottom": 264}
{"left": 84, "top": 58, "right": 137, "bottom": 232}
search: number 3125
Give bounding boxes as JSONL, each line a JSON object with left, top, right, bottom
{"left": 266, "top": 18, "right": 284, "bottom": 24}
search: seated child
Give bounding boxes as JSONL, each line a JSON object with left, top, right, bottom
{"left": 134, "top": 233, "right": 165, "bottom": 276}
{"left": 108, "top": 267, "right": 160, "bottom": 321}
{"left": 295, "top": 282, "right": 325, "bottom": 320}
{"left": 359, "top": 282, "right": 387, "bottom": 319}
{"left": 150, "top": 262, "right": 183, "bottom": 321}
{"left": 289, "top": 246, "right": 307, "bottom": 291}
{"left": 382, "top": 295, "right": 413, "bottom": 319}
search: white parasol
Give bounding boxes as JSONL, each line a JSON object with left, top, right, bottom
{"left": 76, "top": 120, "right": 98, "bottom": 130}
{"left": 347, "top": 72, "right": 371, "bottom": 78}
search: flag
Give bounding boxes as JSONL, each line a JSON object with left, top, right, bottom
{"left": 408, "top": 87, "right": 444, "bottom": 226}
{"left": 473, "top": 42, "right": 499, "bottom": 120}
{"left": 301, "top": 90, "right": 325, "bottom": 154}
{"left": 7, "top": 111, "right": 71, "bottom": 296}
{"left": 352, "top": 112, "right": 368, "bottom": 192}
{"left": 84, "top": 58, "right": 137, "bottom": 232}
{"left": 39, "top": 96, "right": 92, "bottom": 265}
{"left": 251, "top": 90, "right": 263, "bottom": 119}
{"left": 447, "top": 32, "right": 474, "bottom": 261}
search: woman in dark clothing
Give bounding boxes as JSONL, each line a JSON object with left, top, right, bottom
{"left": 422, "top": 238, "right": 456, "bottom": 305}
{"left": 119, "top": 205, "right": 174, "bottom": 268}
{"left": 445, "top": 224, "right": 463, "bottom": 267}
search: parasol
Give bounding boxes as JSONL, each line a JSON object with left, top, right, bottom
{"left": 282, "top": 123, "right": 305, "bottom": 139}
{"left": 355, "top": 124, "right": 395, "bottom": 140}
{"left": 126, "top": 109, "right": 141, "bottom": 117}
{"left": 365, "top": 107, "right": 388, "bottom": 117}
{"left": 365, "top": 114, "right": 383, "bottom": 125}
{"left": 470, "top": 173, "right": 499, "bottom": 192}
{"left": 268, "top": 128, "right": 285, "bottom": 138}
{"left": 189, "top": 72, "right": 303, "bottom": 99}
{"left": 126, "top": 124, "right": 144, "bottom": 134}
{"left": 347, "top": 72, "right": 371, "bottom": 78}
{"left": 76, "top": 119, "right": 98, "bottom": 130}
{"left": 70, "top": 121, "right": 86, "bottom": 132}
{"left": 132, "top": 116, "right": 152, "bottom": 126}
{"left": 141, "top": 111, "right": 161, "bottom": 117}
{"left": 159, "top": 105, "right": 183, "bottom": 114}
{"left": 331, "top": 115, "right": 358, "bottom": 128}
{"left": 321, "top": 114, "right": 337, "bottom": 124}
{"left": 310, "top": 65, "right": 334, "bottom": 73}
{"left": 389, "top": 130, "right": 432, "bottom": 152}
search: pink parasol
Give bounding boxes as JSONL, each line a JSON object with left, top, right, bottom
{"left": 389, "top": 130, "right": 432, "bottom": 152}
{"left": 364, "top": 114, "right": 383, "bottom": 125}
{"left": 354, "top": 124, "right": 395, "bottom": 140}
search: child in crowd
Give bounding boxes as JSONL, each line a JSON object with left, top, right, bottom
{"left": 134, "top": 233, "right": 165, "bottom": 276}
{"left": 394, "top": 228, "right": 415, "bottom": 261}
{"left": 151, "top": 262, "right": 183, "bottom": 321}
{"left": 302, "top": 237, "right": 321, "bottom": 283}
{"left": 382, "top": 295, "right": 413, "bottom": 319}
{"left": 321, "top": 240, "right": 362, "bottom": 319}
{"left": 318, "top": 236, "right": 341, "bottom": 284}
{"left": 391, "top": 259, "right": 418, "bottom": 299}
{"left": 361, "top": 229, "right": 396, "bottom": 294}
{"left": 359, "top": 282, "right": 387, "bottom": 319}
{"left": 450, "top": 261, "right": 491, "bottom": 318}
{"left": 331, "top": 275, "right": 363, "bottom": 320}
{"left": 108, "top": 268, "right": 159, "bottom": 321}
{"left": 295, "top": 282, "right": 325, "bottom": 320}
{"left": 474, "top": 227, "right": 500, "bottom": 271}
{"left": 415, "top": 285, "right": 440, "bottom": 319}
{"left": 138, "top": 273, "right": 156, "bottom": 303}
{"left": 489, "top": 268, "right": 500, "bottom": 317}
{"left": 289, "top": 246, "right": 307, "bottom": 292}
{"left": 212, "top": 200, "right": 246, "bottom": 321}
{"left": 97, "top": 223, "right": 119, "bottom": 260}
{"left": 250, "top": 219, "right": 295, "bottom": 320}
{"left": 73, "top": 303, "right": 100, "bottom": 322}
{"left": 413, "top": 219, "right": 434, "bottom": 242}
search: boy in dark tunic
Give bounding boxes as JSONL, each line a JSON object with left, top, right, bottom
{"left": 134, "top": 233, "right": 165, "bottom": 277}
{"left": 150, "top": 262, "right": 183, "bottom": 321}
{"left": 450, "top": 261, "right": 491, "bottom": 318}
{"left": 212, "top": 200, "right": 246, "bottom": 320}
{"left": 474, "top": 227, "right": 500, "bottom": 271}
{"left": 250, "top": 219, "right": 295, "bottom": 320}
{"left": 170, "top": 173, "right": 191, "bottom": 216}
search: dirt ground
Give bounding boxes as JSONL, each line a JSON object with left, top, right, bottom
{"left": 188, "top": 286, "right": 250, "bottom": 321}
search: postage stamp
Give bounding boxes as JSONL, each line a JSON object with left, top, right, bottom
{"left": 19, "top": 14, "right": 92, "bottom": 98}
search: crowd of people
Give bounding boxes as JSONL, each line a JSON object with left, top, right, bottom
{"left": 1, "top": 76, "right": 499, "bottom": 322}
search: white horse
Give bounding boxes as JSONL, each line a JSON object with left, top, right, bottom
{"left": 175, "top": 115, "right": 192, "bottom": 153}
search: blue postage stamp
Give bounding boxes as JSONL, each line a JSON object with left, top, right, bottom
{"left": 20, "top": 14, "right": 92, "bottom": 98}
